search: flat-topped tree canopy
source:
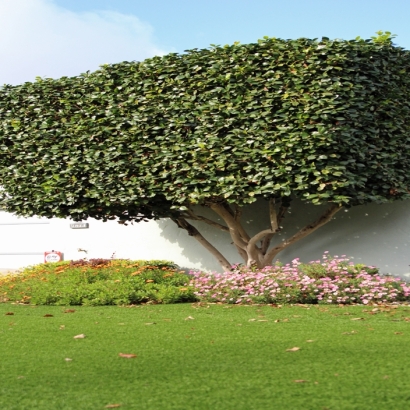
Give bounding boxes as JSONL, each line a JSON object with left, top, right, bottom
{"left": 1, "top": 33, "right": 410, "bottom": 270}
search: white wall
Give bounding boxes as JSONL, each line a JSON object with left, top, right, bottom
{"left": 0, "top": 199, "right": 409, "bottom": 278}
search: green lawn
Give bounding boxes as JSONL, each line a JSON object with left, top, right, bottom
{"left": 1, "top": 303, "right": 410, "bottom": 410}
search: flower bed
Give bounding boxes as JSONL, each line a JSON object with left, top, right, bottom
{"left": 189, "top": 253, "right": 410, "bottom": 305}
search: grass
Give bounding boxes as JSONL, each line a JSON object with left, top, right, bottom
{"left": 1, "top": 302, "right": 410, "bottom": 409}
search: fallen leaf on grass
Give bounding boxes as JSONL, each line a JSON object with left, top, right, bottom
{"left": 145, "top": 322, "right": 156, "bottom": 325}
{"left": 73, "top": 334, "right": 86, "bottom": 339}
{"left": 63, "top": 309, "right": 75, "bottom": 313}
{"left": 59, "top": 325, "right": 65, "bottom": 330}
{"left": 248, "top": 318, "right": 257, "bottom": 322}
{"left": 44, "top": 314, "right": 54, "bottom": 317}
{"left": 105, "top": 404, "right": 122, "bottom": 408}
{"left": 258, "top": 320, "right": 269, "bottom": 322}
{"left": 306, "top": 340, "right": 315, "bottom": 343}
{"left": 118, "top": 353, "right": 137, "bottom": 359}
{"left": 5, "top": 312, "right": 14, "bottom": 315}
{"left": 293, "top": 379, "right": 308, "bottom": 383}
{"left": 64, "top": 358, "right": 72, "bottom": 362}
{"left": 394, "top": 332, "right": 403, "bottom": 335}
{"left": 185, "top": 316, "right": 195, "bottom": 320}
{"left": 351, "top": 318, "right": 364, "bottom": 321}
{"left": 342, "top": 331, "right": 358, "bottom": 335}
{"left": 286, "top": 347, "right": 300, "bottom": 352}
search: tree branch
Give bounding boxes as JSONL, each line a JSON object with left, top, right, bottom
{"left": 269, "top": 198, "right": 279, "bottom": 232}
{"left": 182, "top": 209, "right": 229, "bottom": 232}
{"left": 233, "top": 204, "right": 242, "bottom": 222}
{"left": 171, "top": 217, "right": 232, "bottom": 271}
{"left": 262, "top": 203, "right": 342, "bottom": 266}
{"left": 261, "top": 233, "right": 274, "bottom": 255}
{"left": 209, "top": 202, "right": 249, "bottom": 249}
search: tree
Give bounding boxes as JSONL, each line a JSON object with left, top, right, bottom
{"left": 1, "top": 35, "right": 410, "bottom": 271}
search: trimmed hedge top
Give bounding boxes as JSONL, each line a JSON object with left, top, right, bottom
{"left": 1, "top": 36, "right": 410, "bottom": 222}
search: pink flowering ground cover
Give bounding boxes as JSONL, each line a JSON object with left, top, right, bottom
{"left": 189, "top": 252, "right": 410, "bottom": 305}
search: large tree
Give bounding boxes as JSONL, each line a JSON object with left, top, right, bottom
{"left": 1, "top": 34, "right": 410, "bottom": 270}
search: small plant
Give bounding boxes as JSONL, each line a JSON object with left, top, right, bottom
{"left": 190, "top": 253, "right": 410, "bottom": 305}
{"left": 0, "top": 259, "right": 196, "bottom": 306}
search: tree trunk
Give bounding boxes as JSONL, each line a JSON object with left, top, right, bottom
{"left": 174, "top": 200, "right": 342, "bottom": 271}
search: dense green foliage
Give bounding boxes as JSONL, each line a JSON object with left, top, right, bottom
{"left": 1, "top": 35, "right": 410, "bottom": 222}
{"left": 0, "top": 259, "right": 196, "bottom": 306}
{"left": 1, "top": 303, "right": 410, "bottom": 409}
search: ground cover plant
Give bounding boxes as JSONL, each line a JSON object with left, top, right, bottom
{"left": 191, "top": 253, "right": 410, "bottom": 305}
{"left": 1, "top": 303, "right": 410, "bottom": 410}
{"left": 1, "top": 254, "right": 409, "bottom": 306}
{"left": 1, "top": 33, "right": 410, "bottom": 271}
{"left": 0, "top": 259, "right": 196, "bottom": 306}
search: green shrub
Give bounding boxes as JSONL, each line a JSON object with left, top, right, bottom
{"left": 0, "top": 259, "right": 197, "bottom": 306}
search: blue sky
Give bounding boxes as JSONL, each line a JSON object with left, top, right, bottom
{"left": 1, "top": 0, "right": 410, "bottom": 84}
{"left": 54, "top": 0, "right": 410, "bottom": 51}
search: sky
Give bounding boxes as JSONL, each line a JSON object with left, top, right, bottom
{"left": 1, "top": 0, "right": 410, "bottom": 85}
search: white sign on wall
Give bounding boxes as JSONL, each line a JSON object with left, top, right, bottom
{"left": 44, "top": 251, "right": 63, "bottom": 263}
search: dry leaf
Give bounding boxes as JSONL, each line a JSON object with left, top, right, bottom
{"left": 274, "top": 319, "right": 280, "bottom": 323}
{"left": 118, "top": 353, "right": 137, "bottom": 359}
{"left": 44, "top": 314, "right": 54, "bottom": 317}
{"left": 286, "top": 347, "right": 300, "bottom": 352}
{"left": 5, "top": 312, "right": 14, "bottom": 316}
{"left": 351, "top": 317, "right": 364, "bottom": 321}
{"left": 282, "top": 318, "right": 289, "bottom": 322}
{"left": 185, "top": 316, "right": 195, "bottom": 320}
{"left": 105, "top": 405, "right": 122, "bottom": 408}
{"left": 59, "top": 325, "right": 65, "bottom": 330}
{"left": 394, "top": 332, "right": 403, "bottom": 335}
{"left": 73, "top": 334, "right": 86, "bottom": 339}
{"left": 145, "top": 322, "right": 156, "bottom": 325}
{"left": 293, "top": 379, "right": 308, "bottom": 383}
{"left": 63, "top": 309, "right": 75, "bottom": 313}
{"left": 248, "top": 318, "right": 257, "bottom": 322}
{"left": 64, "top": 358, "right": 72, "bottom": 362}
{"left": 306, "top": 340, "right": 314, "bottom": 343}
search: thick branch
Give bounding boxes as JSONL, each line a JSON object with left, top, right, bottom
{"left": 262, "top": 203, "right": 342, "bottom": 266}
{"left": 261, "top": 233, "right": 274, "bottom": 255}
{"left": 183, "top": 209, "right": 229, "bottom": 232}
{"left": 171, "top": 217, "right": 232, "bottom": 271}
{"left": 233, "top": 204, "right": 242, "bottom": 222}
{"left": 269, "top": 198, "right": 279, "bottom": 232}
{"left": 209, "top": 203, "right": 249, "bottom": 249}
